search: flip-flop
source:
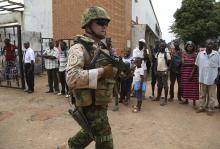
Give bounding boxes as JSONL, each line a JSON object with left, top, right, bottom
{"left": 132, "top": 108, "right": 139, "bottom": 113}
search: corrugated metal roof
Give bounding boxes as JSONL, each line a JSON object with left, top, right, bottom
{"left": 0, "top": 0, "right": 24, "bottom": 14}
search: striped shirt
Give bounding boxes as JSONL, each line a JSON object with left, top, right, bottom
{"left": 58, "top": 50, "right": 68, "bottom": 72}
{"left": 43, "top": 48, "right": 59, "bottom": 69}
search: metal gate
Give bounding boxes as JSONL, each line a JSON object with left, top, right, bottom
{"left": 0, "top": 24, "right": 25, "bottom": 89}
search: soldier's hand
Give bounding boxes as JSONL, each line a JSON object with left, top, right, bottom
{"left": 98, "top": 68, "right": 104, "bottom": 79}
{"left": 102, "top": 64, "right": 114, "bottom": 79}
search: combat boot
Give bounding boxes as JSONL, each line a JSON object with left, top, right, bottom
{"left": 57, "top": 144, "right": 69, "bottom": 149}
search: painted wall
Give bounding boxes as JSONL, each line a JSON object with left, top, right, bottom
{"left": 132, "top": 0, "right": 161, "bottom": 37}
{"left": 23, "top": 0, "right": 53, "bottom": 38}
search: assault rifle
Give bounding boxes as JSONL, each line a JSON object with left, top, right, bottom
{"left": 89, "top": 48, "right": 133, "bottom": 79}
{"left": 69, "top": 107, "right": 94, "bottom": 139}
{"left": 75, "top": 36, "right": 133, "bottom": 78}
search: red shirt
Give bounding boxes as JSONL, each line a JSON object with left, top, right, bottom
{"left": 3, "top": 44, "right": 17, "bottom": 61}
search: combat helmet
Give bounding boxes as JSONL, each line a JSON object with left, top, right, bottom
{"left": 81, "top": 6, "right": 110, "bottom": 29}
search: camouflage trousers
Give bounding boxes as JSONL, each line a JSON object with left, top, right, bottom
{"left": 68, "top": 105, "right": 113, "bottom": 149}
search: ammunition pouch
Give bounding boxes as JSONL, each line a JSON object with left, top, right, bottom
{"left": 74, "top": 89, "right": 93, "bottom": 106}
{"left": 73, "top": 79, "right": 115, "bottom": 106}
{"left": 95, "top": 79, "right": 115, "bottom": 105}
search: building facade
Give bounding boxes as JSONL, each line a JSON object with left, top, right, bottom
{"left": 132, "top": 0, "right": 161, "bottom": 49}
{"left": 0, "top": 0, "right": 161, "bottom": 54}
{"left": 53, "top": 0, "right": 131, "bottom": 55}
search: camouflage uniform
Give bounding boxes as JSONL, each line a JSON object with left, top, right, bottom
{"left": 64, "top": 6, "right": 114, "bottom": 149}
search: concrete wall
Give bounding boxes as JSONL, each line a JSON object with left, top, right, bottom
{"left": 23, "top": 0, "right": 53, "bottom": 38}
{"left": 21, "top": 31, "right": 42, "bottom": 74}
{"left": 21, "top": 31, "right": 41, "bottom": 52}
{"left": 131, "top": 24, "right": 146, "bottom": 49}
{"left": 132, "top": 0, "right": 161, "bottom": 37}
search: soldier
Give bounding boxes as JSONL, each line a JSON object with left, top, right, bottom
{"left": 57, "top": 6, "right": 115, "bottom": 149}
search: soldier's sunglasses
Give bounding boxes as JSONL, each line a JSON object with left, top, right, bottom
{"left": 95, "top": 19, "right": 109, "bottom": 26}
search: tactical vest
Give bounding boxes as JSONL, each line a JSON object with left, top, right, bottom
{"left": 72, "top": 36, "right": 115, "bottom": 106}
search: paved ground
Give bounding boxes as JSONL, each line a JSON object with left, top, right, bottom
{"left": 0, "top": 74, "right": 220, "bottom": 149}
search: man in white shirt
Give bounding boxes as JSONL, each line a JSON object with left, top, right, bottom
{"left": 133, "top": 39, "right": 149, "bottom": 99}
{"left": 214, "top": 39, "right": 220, "bottom": 109}
{"left": 195, "top": 39, "right": 220, "bottom": 115}
{"left": 133, "top": 39, "right": 148, "bottom": 75}
{"left": 24, "top": 41, "right": 35, "bottom": 93}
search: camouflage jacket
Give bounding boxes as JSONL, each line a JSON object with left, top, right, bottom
{"left": 66, "top": 35, "right": 115, "bottom": 106}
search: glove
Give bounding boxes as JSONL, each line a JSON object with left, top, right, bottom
{"left": 102, "top": 64, "right": 114, "bottom": 79}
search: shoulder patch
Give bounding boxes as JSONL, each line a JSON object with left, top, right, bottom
{"left": 69, "top": 55, "right": 78, "bottom": 66}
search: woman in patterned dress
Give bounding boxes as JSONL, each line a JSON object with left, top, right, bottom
{"left": 180, "top": 41, "right": 199, "bottom": 106}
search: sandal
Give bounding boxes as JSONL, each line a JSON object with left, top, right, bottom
{"left": 207, "top": 111, "right": 214, "bottom": 116}
{"left": 196, "top": 108, "right": 205, "bottom": 113}
{"left": 132, "top": 108, "right": 140, "bottom": 113}
{"left": 179, "top": 100, "right": 189, "bottom": 104}
{"left": 168, "top": 98, "right": 174, "bottom": 102}
{"left": 124, "top": 101, "right": 129, "bottom": 106}
{"left": 160, "top": 102, "right": 167, "bottom": 106}
{"left": 214, "top": 105, "right": 220, "bottom": 109}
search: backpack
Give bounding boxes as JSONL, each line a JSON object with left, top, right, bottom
{"left": 156, "top": 52, "right": 169, "bottom": 67}
{"left": 170, "top": 51, "right": 182, "bottom": 74}
{"left": 155, "top": 52, "right": 169, "bottom": 73}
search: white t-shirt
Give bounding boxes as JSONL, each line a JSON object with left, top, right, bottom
{"left": 24, "top": 48, "right": 35, "bottom": 63}
{"left": 132, "top": 47, "right": 149, "bottom": 70}
{"left": 157, "top": 52, "right": 171, "bottom": 71}
{"left": 122, "top": 56, "right": 133, "bottom": 68}
{"left": 133, "top": 67, "right": 144, "bottom": 82}
{"left": 195, "top": 50, "right": 220, "bottom": 85}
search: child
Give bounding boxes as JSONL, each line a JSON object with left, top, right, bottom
{"left": 132, "top": 57, "right": 144, "bottom": 112}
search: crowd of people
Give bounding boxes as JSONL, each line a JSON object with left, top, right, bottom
{"left": 42, "top": 40, "right": 69, "bottom": 98}
{"left": 114, "top": 38, "right": 220, "bottom": 116}
{"left": 2, "top": 33, "right": 220, "bottom": 117}
{"left": 1, "top": 38, "right": 69, "bottom": 97}
{"left": 1, "top": 6, "right": 220, "bottom": 149}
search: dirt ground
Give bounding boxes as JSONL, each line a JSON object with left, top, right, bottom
{"left": 0, "top": 74, "right": 220, "bottom": 149}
